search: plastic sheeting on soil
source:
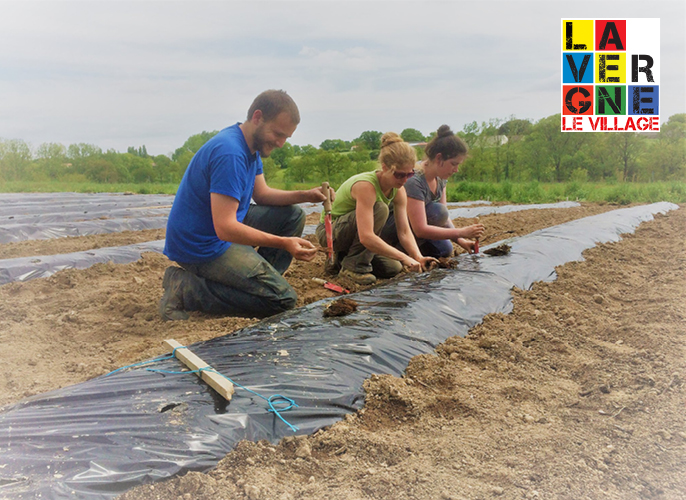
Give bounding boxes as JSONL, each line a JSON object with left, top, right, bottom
{"left": 0, "top": 217, "right": 170, "bottom": 244}
{"left": 2, "top": 207, "right": 171, "bottom": 226}
{"left": 0, "top": 196, "right": 311, "bottom": 243}
{"left": 447, "top": 200, "right": 579, "bottom": 218}
{"left": 0, "top": 194, "right": 320, "bottom": 243}
{"left": 0, "top": 193, "right": 174, "bottom": 243}
{"left": 2, "top": 201, "right": 574, "bottom": 284}
{"left": 302, "top": 201, "right": 575, "bottom": 236}
{"left": 0, "top": 193, "right": 174, "bottom": 218}
{"left": 0, "top": 240, "right": 165, "bottom": 285}
{"left": 0, "top": 196, "right": 538, "bottom": 245}
{"left": 0, "top": 201, "right": 347, "bottom": 243}
{"left": 447, "top": 200, "right": 492, "bottom": 207}
{"left": 0, "top": 202, "right": 677, "bottom": 499}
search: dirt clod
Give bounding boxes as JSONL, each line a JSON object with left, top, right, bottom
{"left": 483, "top": 243, "right": 511, "bottom": 256}
{"left": 323, "top": 298, "right": 358, "bottom": 317}
{"left": 438, "top": 256, "right": 458, "bottom": 269}
{"left": 427, "top": 257, "right": 458, "bottom": 271}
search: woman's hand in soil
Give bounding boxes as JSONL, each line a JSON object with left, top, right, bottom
{"left": 401, "top": 256, "right": 423, "bottom": 273}
{"left": 457, "top": 238, "right": 476, "bottom": 254}
{"left": 418, "top": 256, "right": 439, "bottom": 271}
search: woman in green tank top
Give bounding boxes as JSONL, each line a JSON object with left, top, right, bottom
{"left": 315, "top": 132, "right": 437, "bottom": 285}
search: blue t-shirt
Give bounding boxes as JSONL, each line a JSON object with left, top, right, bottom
{"left": 164, "top": 123, "right": 263, "bottom": 264}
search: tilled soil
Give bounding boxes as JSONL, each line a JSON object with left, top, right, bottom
{"left": 1, "top": 202, "right": 683, "bottom": 499}
{"left": 0, "top": 228, "right": 166, "bottom": 260}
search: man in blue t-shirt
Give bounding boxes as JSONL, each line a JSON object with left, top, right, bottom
{"left": 161, "top": 89, "right": 331, "bottom": 320}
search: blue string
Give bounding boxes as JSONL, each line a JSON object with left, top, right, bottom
{"left": 105, "top": 346, "right": 299, "bottom": 432}
{"left": 105, "top": 346, "right": 189, "bottom": 376}
{"left": 104, "top": 354, "right": 174, "bottom": 376}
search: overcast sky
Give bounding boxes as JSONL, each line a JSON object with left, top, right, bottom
{"left": 1, "top": 0, "right": 684, "bottom": 156}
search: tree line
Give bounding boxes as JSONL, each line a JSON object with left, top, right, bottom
{"left": 457, "top": 114, "right": 685, "bottom": 183}
{"left": 1, "top": 113, "right": 684, "bottom": 185}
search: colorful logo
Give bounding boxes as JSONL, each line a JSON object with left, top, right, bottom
{"left": 561, "top": 19, "right": 660, "bottom": 132}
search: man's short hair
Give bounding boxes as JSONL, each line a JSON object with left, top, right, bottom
{"left": 247, "top": 89, "right": 300, "bottom": 125}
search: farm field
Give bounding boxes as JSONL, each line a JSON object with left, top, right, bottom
{"left": 0, "top": 200, "right": 684, "bottom": 499}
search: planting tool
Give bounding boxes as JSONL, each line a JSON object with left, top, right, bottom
{"left": 472, "top": 216, "right": 481, "bottom": 254}
{"left": 321, "top": 181, "right": 335, "bottom": 274}
{"left": 312, "top": 277, "right": 350, "bottom": 294}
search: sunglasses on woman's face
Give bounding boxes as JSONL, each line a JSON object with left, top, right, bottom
{"left": 393, "top": 169, "right": 415, "bottom": 180}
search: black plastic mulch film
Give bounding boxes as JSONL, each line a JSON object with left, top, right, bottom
{"left": 0, "top": 240, "right": 167, "bottom": 285}
{"left": 0, "top": 193, "right": 174, "bottom": 244}
{"left": 0, "top": 202, "right": 677, "bottom": 499}
{"left": 2, "top": 196, "right": 585, "bottom": 286}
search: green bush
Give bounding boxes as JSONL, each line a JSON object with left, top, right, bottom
{"left": 3, "top": 179, "right": 685, "bottom": 204}
{"left": 445, "top": 181, "right": 686, "bottom": 204}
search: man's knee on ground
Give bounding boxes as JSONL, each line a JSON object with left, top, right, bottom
{"left": 271, "top": 286, "right": 298, "bottom": 312}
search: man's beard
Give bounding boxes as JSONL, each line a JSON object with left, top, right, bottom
{"left": 253, "top": 125, "right": 275, "bottom": 158}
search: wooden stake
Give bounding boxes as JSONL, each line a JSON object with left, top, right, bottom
{"left": 163, "top": 339, "right": 234, "bottom": 401}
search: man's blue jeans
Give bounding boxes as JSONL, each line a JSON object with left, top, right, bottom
{"left": 172, "top": 204, "right": 305, "bottom": 318}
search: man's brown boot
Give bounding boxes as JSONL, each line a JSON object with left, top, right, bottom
{"left": 159, "top": 267, "right": 190, "bottom": 321}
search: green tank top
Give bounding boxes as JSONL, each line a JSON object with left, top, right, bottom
{"left": 320, "top": 170, "right": 397, "bottom": 223}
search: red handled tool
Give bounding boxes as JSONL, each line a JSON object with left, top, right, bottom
{"left": 312, "top": 278, "right": 349, "bottom": 294}
{"left": 321, "top": 182, "right": 335, "bottom": 274}
{"left": 473, "top": 217, "right": 481, "bottom": 254}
